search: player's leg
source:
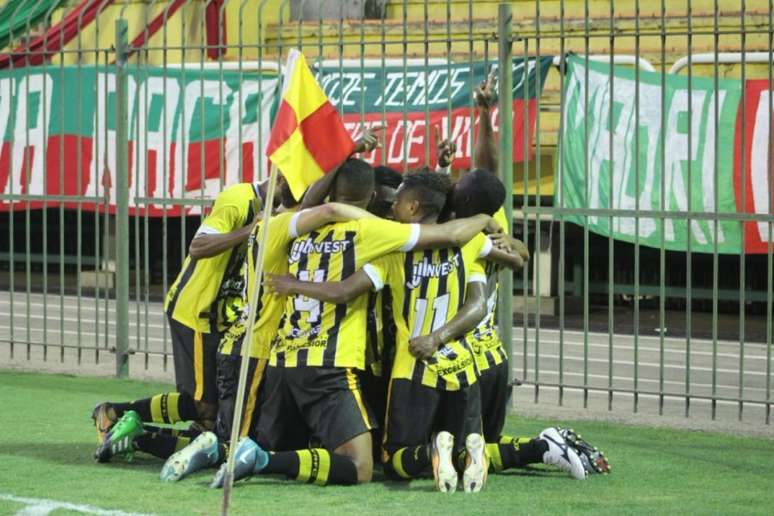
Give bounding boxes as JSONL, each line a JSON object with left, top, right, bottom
{"left": 437, "top": 382, "right": 486, "bottom": 493}
{"left": 479, "top": 358, "right": 509, "bottom": 443}
{"left": 212, "top": 365, "right": 318, "bottom": 488}
{"left": 160, "top": 346, "right": 266, "bottom": 482}
{"left": 293, "top": 367, "right": 376, "bottom": 484}
{"left": 91, "top": 317, "right": 218, "bottom": 442}
{"left": 358, "top": 368, "right": 388, "bottom": 461}
{"left": 381, "top": 378, "right": 439, "bottom": 482}
{"left": 171, "top": 317, "right": 220, "bottom": 423}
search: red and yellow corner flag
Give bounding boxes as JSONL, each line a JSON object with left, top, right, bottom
{"left": 265, "top": 49, "right": 355, "bottom": 200}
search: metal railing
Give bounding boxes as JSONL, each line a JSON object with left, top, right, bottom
{"left": 0, "top": 0, "right": 772, "bottom": 426}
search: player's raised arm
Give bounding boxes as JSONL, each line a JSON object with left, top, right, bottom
{"left": 408, "top": 281, "right": 488, "bottom": 360}
{"left": 472, "top": 69, "right": 498, "bottom": 176}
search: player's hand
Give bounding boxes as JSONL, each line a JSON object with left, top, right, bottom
{"left": 474, "top": 68, "right": 498, "bottom": 109}
{"left": 409, "top": 333, "right": 441, "bottom": 359}
{"left": 437, "top": 138, "right": 457, "bottom": 169}
{"left": 354, "top": 125, "right": 384, "bottom": 154}
{"left": 264, "top": 274, "right": 299, "bottom": 296}
{"left": 489, "top": 231, "right": 513, "bottom": 252}
{"left": 483, "top": 216, "right": 503, "bottom": 236}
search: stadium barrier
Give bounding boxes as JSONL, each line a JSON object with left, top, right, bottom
{"left": 0, "top": 0, "right": 772, "bottom": 426}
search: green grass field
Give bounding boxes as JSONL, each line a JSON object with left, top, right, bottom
{"left": 1, "top": 371, "right": 773, "bottom": 515}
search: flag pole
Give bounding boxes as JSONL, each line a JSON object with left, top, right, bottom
{"left": 221, "top": 167, "right": 278, "bottom": 515}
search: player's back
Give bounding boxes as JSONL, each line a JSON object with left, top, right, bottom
{"left": 379, "top": 234, "right": 491, "bottom": 390}
{"left": 165, "top": 182, "right": 260, "bottom": 333}
{"left": 272, "top": 217, "right": 418, "bottom": 370}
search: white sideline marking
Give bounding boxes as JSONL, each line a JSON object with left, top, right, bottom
{"left": 0, "top": 493, "right": 154, "bottom": 516}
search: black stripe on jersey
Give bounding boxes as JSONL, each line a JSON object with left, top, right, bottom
{"left": 460, "top": 336, "right": 481, "bottom": 377}
{"left": 297, "top": 347, "right": 309, "bottom": 365}
{"left": 485, "top": 349, "right": 497, "bottom": 370}
{"left": 401, "top": 252, "right": 415, "bottom": 322}
{"left": 381, "top": 288, "right": 397, "bottom": 376}
{"left": 498, "top": 346, "right": 508, "bottom": 362}
{"left": 411, "top": 359, "right": 425, "bottom": 384}
{"left": 417, "top": 249, "right": 433, "bottom": 299}
{"left": 456, "top": 370, "right": 469, "bottom": 388}
{"left": 166, "top": 259, "right": 197, "bottom": 317}
{"left": 366, "top": 292, "right": 379, "bottom": 365}
{"left": 287, "top": 231, "right": 316, "bottom": 335}
{"left": 454, "top": 246, "right": 466, "bottom": 310}
{"left": 436, "top": 248, "right": 449, "bottom": 297}
{"left": 275, "top": 351, "right": 285, "bottom": 367}
{"left": 436, "top": 375, "right": 447, "bottom": 390}
{"left": 323, "top": 230, "right": 356, "bottom": 366}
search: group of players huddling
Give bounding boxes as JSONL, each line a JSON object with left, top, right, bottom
{"left": 91, "top": 75, "right": 609, "bottom": 493}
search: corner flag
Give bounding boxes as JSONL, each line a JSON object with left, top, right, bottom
{"left": 265, "top": 49, "right": 355, "bottom": 200}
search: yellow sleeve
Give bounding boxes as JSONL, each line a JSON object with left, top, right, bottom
{"left": 493, "top": 207, "right": 509, "bottom": 236}
{"left": 198, "top": 186, "right": 253, "bottom": 235}
{"left": 461, "top": 233, "right": 493, "bottom": 266}
{"left": 469, "top": 259, "right": 488, "bottom": 285}
{"left": 261, "top": 211, "right": 295, "bottom": 270}
{"left": 354, "top": 218, "right": 420, "bottom": 265}
{"left": 362, "top": 253, "right": 402, "bottom": 291}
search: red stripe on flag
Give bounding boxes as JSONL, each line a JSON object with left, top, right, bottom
{"left": 299, "top": 101, "right": 355, "bottom": 173}
{"left": 266, "top": 99, "right": 298, "bottom": 157}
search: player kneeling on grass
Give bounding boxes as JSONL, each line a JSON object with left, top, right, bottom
{"left": 157, "top": 185, "right": 403, "bottom": 482}
{"left": 92, "top": 179, "right": 270, "bottom": 463}
{"left": 208, "top": 162, "right": 513, "bottom": 489}
{"left": 260, "top": 171, "right": 525, "bottom": 493}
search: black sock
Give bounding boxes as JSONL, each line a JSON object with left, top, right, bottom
{"left": 134, "top": 432, "right": 192, "bottom": 460}
{"left": 487, "top": 437, "right": 547, "bottom": 472}
{"left": 262, "top": 450, "right": 358, "bottom": 486}
{"left": 384, "top": 445, "right": 431, "bottom": 480}
{"left": 112, "top": 392, "right": 198, "bottom": 424}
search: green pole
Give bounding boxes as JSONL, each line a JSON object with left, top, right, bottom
{"left": 497, "top": 3, "right": 514, "bottom": 390}
{"left": 115, "top": 19, "right": 130, "bottom": 378}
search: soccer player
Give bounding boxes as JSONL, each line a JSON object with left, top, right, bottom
{"left": 159, "top": 163, "right": 394, "bottom": 481}
{"left": 211, "top": 160, "right": 507, "bottom": 489}
{"left": 93, "top": 179, "right": 266, "bottom": 462}
{"left": 261, "top": 170, "right": 525, "bottom": 493}
{"left": 438, "top": 73, "right": 595, "bottom": 479}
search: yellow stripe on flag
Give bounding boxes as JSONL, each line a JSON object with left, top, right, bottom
{"left": 283, "top": 52, "right": 328, "bottom": 119}
{"left": 268, "top": 129, "right": 326, "bottom": 202}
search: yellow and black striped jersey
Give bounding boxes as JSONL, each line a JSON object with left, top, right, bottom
{"left": 270, "top": 216, "right": 420, "bottom": 370}
{"left": 365, "top": 289, "right": 396, "bottom": 378}
{"left": 470, "top": 207, "right": 509, "bottom": 372}
{"left": 366, "top": 233, "right": 492, "bottom": 390}
{"left": 165, "top": 183, "right": 260, "bottom": 334}
{"left": 219, "top": 210, "right": 297, "bottom": 359}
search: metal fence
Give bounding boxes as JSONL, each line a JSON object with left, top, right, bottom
{"left": 0, "top": 0, "right": 772, "bottom": 426}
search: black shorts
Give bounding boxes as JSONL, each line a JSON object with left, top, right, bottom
{"left": 382, "top": 378, "right": 482, "bottom": 465}
{"left": 214, "top": 353, "right": 268, "bottom": 442}
{"left": 168, "top": 315, "right": 219, "bottom": 404}
{"left": 479, "top": 359, "right": 509, "bottom": 442}
{"left": 256, "top": 366, "right": 377, "bottom": 452}
{"left": 359, "top": 370, "right": 389, "bottom": 459}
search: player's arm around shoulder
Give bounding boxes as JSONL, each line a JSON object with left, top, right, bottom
{"left": 188, "top": 185, "right": 261, "bottom": 259}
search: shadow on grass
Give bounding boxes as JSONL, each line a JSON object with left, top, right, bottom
{"left": 0, "top": 441, "right": 165, "bottom": 472}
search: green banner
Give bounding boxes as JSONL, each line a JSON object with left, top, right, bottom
{"left": 313, "top": 58, "right": 553, "bottom": 169}
{"left": 557, "top": 56, "right": 742, "bottom": 254}
{"left": 0, "top": 66, "right": 277, "bottom": 215}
